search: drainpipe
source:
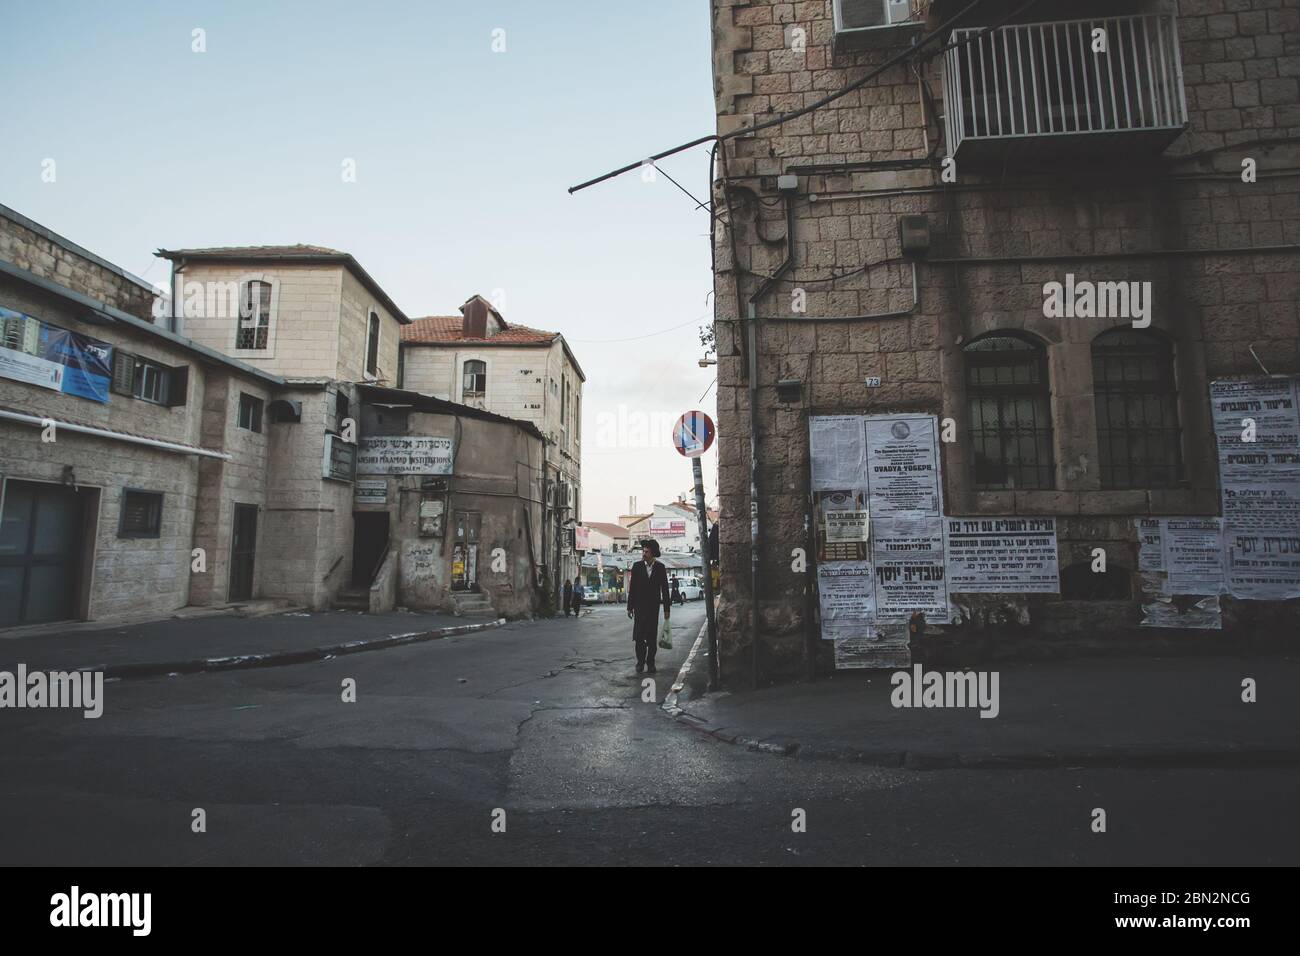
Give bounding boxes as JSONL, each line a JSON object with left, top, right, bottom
{"left": 741, "top": 195, "right": 794, "bottom": 687}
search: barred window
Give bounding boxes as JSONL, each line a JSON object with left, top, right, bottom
{"left": 237, "top": 280, "right": 271, "bottom": 350}
{"left": 1092, "top": 328, "right": 1182, "bottom": 489}
{"left": 964, "top": 332, "right": 1055, "bottom": 490}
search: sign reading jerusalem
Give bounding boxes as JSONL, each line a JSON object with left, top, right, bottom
{"left": 357, "top": 436, "right": 454, "bottom": 475}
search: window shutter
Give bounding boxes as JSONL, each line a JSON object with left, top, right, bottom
{"left": 111, "top": 350, "right": 135, "bottom": 396}
{"left": 166, "top": 365, "right": 189, "bottom": 407}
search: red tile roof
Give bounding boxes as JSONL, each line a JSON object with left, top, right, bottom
{"left": 401, "top": 315, "right": 560, "bottom": 346}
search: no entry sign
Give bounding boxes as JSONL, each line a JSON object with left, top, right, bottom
{"left": 673, "top": 410, "right": 715, "bottom": 458}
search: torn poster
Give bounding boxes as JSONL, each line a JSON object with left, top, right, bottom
{"left": 834, "top": 630, "right": 911, "bottom": 670}
{"left": 1133, "top": 517, "right": 1224, "bottom": 629}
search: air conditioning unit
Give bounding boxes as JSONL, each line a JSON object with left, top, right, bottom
{"left": 833, "top": 0, "right": 923, "bottom": 53}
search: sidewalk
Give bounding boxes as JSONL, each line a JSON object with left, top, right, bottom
{"left": 670, "top": 652, "right": 1300, "bottom": 769}
{"left": 0, "top": 609, "right": 506, "bottom": 679}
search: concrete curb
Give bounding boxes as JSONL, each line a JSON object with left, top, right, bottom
{"left": 670, "top": 716, "right": 1300, "bottom": 769}
{"left": 661, "top": 622, "right": 708, "bottom": 716}
{"left": 661, "top": 634, "right": 1300, "bottom": 770}
{"left": 80, "top": 618, "right": 509, "bottom": 681}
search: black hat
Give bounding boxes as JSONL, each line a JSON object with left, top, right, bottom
{"left": 640, "top": 538, "right": 661, "bottom": 558}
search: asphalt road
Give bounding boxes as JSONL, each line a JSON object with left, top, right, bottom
{"left": 2, "top": 602, "right": 1298, "bottom": 866}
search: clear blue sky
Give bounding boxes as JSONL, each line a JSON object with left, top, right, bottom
{"left": 0, "top": 0, "right": 719, "bottom": 523}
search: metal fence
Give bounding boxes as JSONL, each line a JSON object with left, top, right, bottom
{"left": 943, "top": 13, "right": 1188, "bottom": 154}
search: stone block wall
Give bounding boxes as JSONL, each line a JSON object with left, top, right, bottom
{"left": 710, "top": 0, "right": 1300, "bottom": 684}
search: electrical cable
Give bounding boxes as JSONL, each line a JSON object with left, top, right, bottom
{"left": 569, "top": 0, "right": 1045, "bottom": 196}
{"left": 569, "top": 317, "right": 705, "bottom": 344}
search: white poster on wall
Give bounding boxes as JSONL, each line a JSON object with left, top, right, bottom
{"left": 1210, "top": 378, "right": 1300, "bottom": 600}
{"left": 944, "top": 517, "right": 1060, "bottom": 593}
{"left": 871, "top": 516, "right": 951, "bottom": 623}
{"left": 863, "top": 414, "right": 942, "bottom": 517}
{"left": 816, "top": 562, "right": 875, "bottom": 641}
{"left": 810, "top": 415, "right": 866, "bottom": 490}
{"left": 834, "top": 630, "right": 911, "bottom": 669}
{"left": 1162, "top": 517, "right": 1224, "bottom": 596}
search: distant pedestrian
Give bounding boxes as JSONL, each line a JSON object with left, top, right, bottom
{"left": 572, "top": 580, "right": 585, "bottom": 616}
{"left": 671, "top": 578, "right": 682, "bottom": 605}
{"left": 563, "top": 578, "right": 573, "bottom": 617}
{"left": 627, "top": 539, "right": 670, "bottom": 674}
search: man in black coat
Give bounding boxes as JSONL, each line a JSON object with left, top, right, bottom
{"left": 627, "top": 539, "right": 670, "bottom": 674}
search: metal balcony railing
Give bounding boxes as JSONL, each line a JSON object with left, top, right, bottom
{"left": 943, "top": 13, "right": 1188, "bottom": 161}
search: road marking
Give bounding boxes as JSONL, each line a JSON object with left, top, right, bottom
{"left": 662, "top": 621, "right": 707, "bottom": 716}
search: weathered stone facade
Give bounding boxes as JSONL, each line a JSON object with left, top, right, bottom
{"left": 0, "top": 205, "right": 288, "bottom": 623}
{"left": 357, "top": 389, "right": 546, "bottom": 618}
{"left": 400, "top": 299, "right": 586, "bottom": 599}
{"left": 710, "top": 0, "right": 1300, "bottom": 684}
{"left": 2, "top": 208, "right": 568, "bottom": 628}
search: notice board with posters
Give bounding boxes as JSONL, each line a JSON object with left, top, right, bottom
{"left": 1210, "top": 377, "right": 1300, "bottom": 600}
{"left": 809, "top": 413, "right": 949, "bottom": 667}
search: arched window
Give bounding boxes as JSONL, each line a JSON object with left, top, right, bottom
{"left": 1092, "top": 328, "right": 1182, "bottom": 488}
{"left": 964, "top": 333, "right": 1055, "bottom": 489}
{"left": 463, "top": 360, "right": 486, "bottom": 402}
{"left": 365, "top": 312, "right": 380, "bottom": 376}
{"left": 237, "top": 280, "right": 271, "bottom": 349}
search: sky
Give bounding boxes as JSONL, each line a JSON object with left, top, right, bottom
{"left": 0, "top": 0, "right": 719, "bottom": 524}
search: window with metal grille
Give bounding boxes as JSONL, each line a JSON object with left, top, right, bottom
{"left": 1092, "top": 328, "right": 1182, "bottom": 489}
{"left": 462, "top": 360, "right": 486, "bottom": 401}
{"left": 237, "top": 281, "right": 271, "bottom": 350}
{"left": 119, "top": 490, "right": 162, "bottom": 538}
{"left": 964, "top": 333, "right": 1055, "bottom": 490}
{"left": 365, "top": 311, "right": 380, "bottom": 375}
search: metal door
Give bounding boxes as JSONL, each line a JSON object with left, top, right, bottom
{"left": 229, "top": 504, "right": 257, "bottom": 601}
{"left": 0, "top": 480, "right": 85, "bottom": 626}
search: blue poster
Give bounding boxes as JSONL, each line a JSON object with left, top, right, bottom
{"left": 38, "top": 323, "right": 113, "bottom": 403}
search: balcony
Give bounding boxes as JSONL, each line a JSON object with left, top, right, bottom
{"left": 942, "top": 13, "right": 1188, "bottom": 164}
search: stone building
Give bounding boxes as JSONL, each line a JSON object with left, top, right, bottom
{"left": 152, "top": 243, "right": 413, "bottom": 612}
{"left": 400, "top": 295, "right": 586, "bottom": 606}
{"left": 355, "top": 385, "right": 546, "bottom": 618}
{"left": 0, "top": 208, "right": 563, "bottom": 628}
{"left": 0, "top": 205, "right": 316, "bottom": 624}
{"left": 709, "top": 0, "right": 1300, "bottom": 684}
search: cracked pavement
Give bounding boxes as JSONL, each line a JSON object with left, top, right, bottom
{"left": 2, "top": 602, "right": 1298, "bottom": 865}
